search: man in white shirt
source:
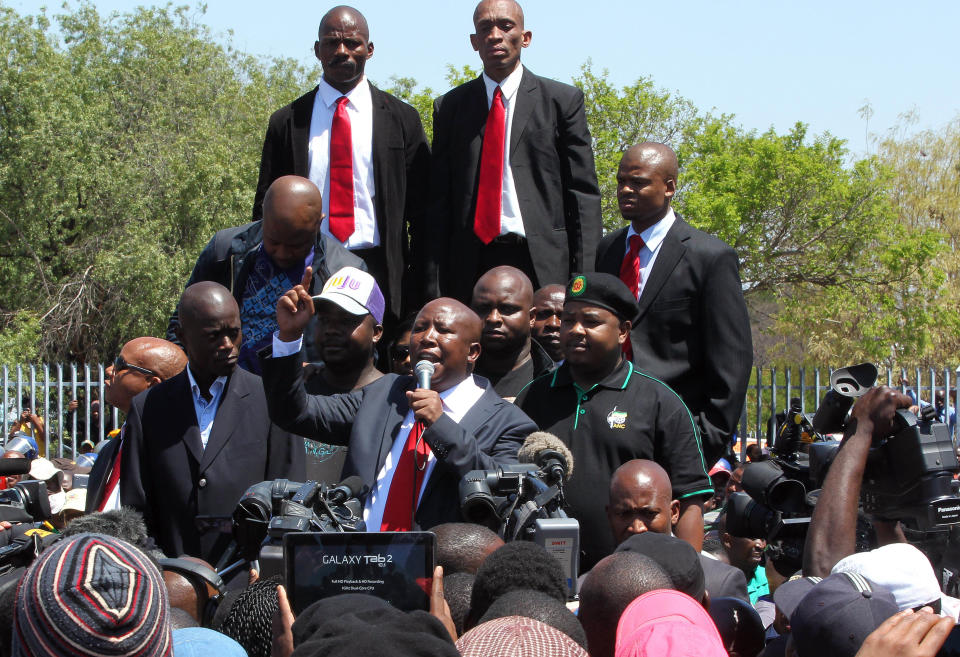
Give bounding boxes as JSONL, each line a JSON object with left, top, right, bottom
{"left": 260, "top": 269, "right": 537, "bottom": 530}
{"left": 429, "top": 0, "right": 602, "bottom": 302}
{"left": 253, "top": 6, "right": 431, "bottom": 321}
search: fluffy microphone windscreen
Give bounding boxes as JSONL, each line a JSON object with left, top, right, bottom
{"left": 517, "top": 431, "right": 574, "bottom": 480}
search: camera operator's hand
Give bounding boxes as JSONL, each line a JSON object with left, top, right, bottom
{"left": 272, "top": 584, "right": 295, "bottom": 657}
{"left": 276, "top": 267, "right": 315, "bottom": 343}
{"left": 406, "top": 389, "right": 444, "bottom": 426}
{"left": 847, "top": 386, "right": 913, "bottom": 443}
{"left": 854, "top": 609, "right": 954, "bottom": 657}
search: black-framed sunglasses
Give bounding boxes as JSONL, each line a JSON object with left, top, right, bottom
{"left": 113, "top": 355, "right": 157, "bottom": 378}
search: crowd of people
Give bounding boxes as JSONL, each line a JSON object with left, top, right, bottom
{"left": 1, "top": 1, "right": 955, "bottom": 656}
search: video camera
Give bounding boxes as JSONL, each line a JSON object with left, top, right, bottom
{"left": 459, "top": 432, "right": 580, "bottom": 598}
{"left": 227, "top": 477, "right": 367, "bottom": 579}
{"left": 0, "top": 459, "right": 59, "bottom": 574}
{"left": 727, "top": 363, "right": 960, "bottom": 575}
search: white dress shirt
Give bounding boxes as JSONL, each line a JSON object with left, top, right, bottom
{"left": 482, "top": 64, "right": 525, "bottom": 237}
{"left": 308, "top": 76, "right": 380, "bottom": 249}
{"left": 186, "top": 366, "right": 228, "bottom": 450}
{"left": 625, "top": 208, "right": 677, "bottom": 300}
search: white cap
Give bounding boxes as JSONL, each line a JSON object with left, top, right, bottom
{"left": 831, "top": 543, "right": 940, "bottom": 611}
{"left": 28, "top": 457, "right": 62, "bottom": 483}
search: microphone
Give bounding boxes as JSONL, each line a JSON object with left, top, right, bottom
{"left": 518, "top": 431, "right": 574, "bottom": 483}
{"left": 415, "top": 360, "right": 435, "bottom": 391}
{"left": 0, "top": 459, "right": 31, "bottom": 477}
{"left": 326, "top": 475, "right": 368, "bottom": 506}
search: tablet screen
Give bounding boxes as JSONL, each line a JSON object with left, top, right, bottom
{"left": 283, "top": 531, "right": 436, "bottom": 614}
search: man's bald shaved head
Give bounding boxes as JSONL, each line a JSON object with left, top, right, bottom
{"left": 606, "top": 459, "right": 680, "bottom": 546}
{"left": 124, "top": 337, "right": 187, "bottom": 381}
{"left": 473, "top": 0, "right": 525, "bottom": 27}
{"left": 622, "top": 142, "right": 679, "bottom": 181}
{"left": 474, "top": 266, "right": 534, "bottom": 303}
{"left": 105, "top": 337, "right": 186, "bottom": 414}
{"left": 319, "top": 5, "right": 369, "bottom": 39}
{"left": 261, "top": 176, "right": 322, "bottom": 270}
{"left": 177, "top": 282, "right": 242, "bottom": 383}
{"left": 411, "top": 298, "right": 483, "bottom": 392}
{"left": 179, "top": 282, "right": 238, "bottom": 328}
{"left": 472, "top": 266, "right": 534, "bottom": 364}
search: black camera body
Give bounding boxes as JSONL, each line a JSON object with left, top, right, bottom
{"left": 229, "top": 478, "right": 365, "bottom": 579}
{"left": 0, "top": 480, "right": 50, "bottom": 524}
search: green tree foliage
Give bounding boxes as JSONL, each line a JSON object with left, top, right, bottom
{"left": 0, "top": 3, "right": 308, "bottom": 362}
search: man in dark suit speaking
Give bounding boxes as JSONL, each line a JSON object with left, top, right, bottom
{"left": 430, "top": 0, "right": 602, "bottom": 302}
{"left": 595, "top": 143, "right": 752, "bottom": 465}
{"left": 253, "top": 6, "right": 430, "bottom": 319}
{"left": 121, "top": 282, "right": 305, "bottom": 565}
{"left": 260, "top": 268, "right": 537, "bottom": 530}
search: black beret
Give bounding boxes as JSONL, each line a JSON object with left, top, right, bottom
{"left": 564, "top": 273, "right": 640, "bottom": 323}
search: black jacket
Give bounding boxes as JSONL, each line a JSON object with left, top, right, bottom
{"left": 166, "top": 220, "right": 364, "bottom": 342}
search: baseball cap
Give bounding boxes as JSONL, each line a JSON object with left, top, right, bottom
{"left": 709, "top": 458, "right": 732, "bottom": 477}
{"left": 565, "top": 273, "right": 640, "bottom": 323}
{"left": 28, "top": 457, "right": 62, "bottom": 484}
{"left": 772, "top": 574, "right": 822, "bottom": 618}
{"left": 615, "top": 532, "right": 705, "bottom": 601}
{"left": 615, "top": 589, "right": 726, "bottom": 657}
{"left": 790, "top": 572, "right": 898, "bottom": 657}
{"left": 831, "top": 543, "right": 941, "bottom": 611}
{"left": 314, "top": 266, "right": 385, "bottom": 324}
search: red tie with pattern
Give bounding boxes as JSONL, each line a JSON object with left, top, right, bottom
{"left": 329, "top": 96, "right": 355, "bottom": 242}
{"left": 379, "top": 421, "right": 431, "bottom": 531}
{"left": 473, "top": 86, "right": 506, "bottom": 244}
{"left": 619, "top": 234, "right": 644, "bottom": 360}
{"left": 98, "top": 446, "right": 122, "bottom": 512}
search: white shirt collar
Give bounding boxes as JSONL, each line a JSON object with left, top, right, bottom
{"left": 317, "top": 76, "right": 371, "bottom": 111}
{"left": 626, "top": 207, "right": 676, "bottom": 252}
{"left": 436, "top": 374, "right": 485, "bottom": 424}
{"left": 185, "top": 365, "right": 227, "bottom": 400}
{"left": 482, "top": 63, "right": 524, "bottom": 103}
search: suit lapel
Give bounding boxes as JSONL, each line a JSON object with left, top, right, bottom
{"left": 198, "top": 372, "right": 249, "bottom": 471}
{"left": 636, "top": 218, "right": 691, "bottom": 320}
{"left": 509, "top": 69, "right": 538, "bottom": 157}
{"left": 292, "top": 87, "right": 318, "bottom": 177}
{"left": 168, "top": 372, "right": 205, "bottom": 465}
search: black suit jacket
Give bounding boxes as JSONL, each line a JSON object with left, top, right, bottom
{"left": 252, "top": 83, "right": 431, "bottom": 313}
{"left": 430, "top": 69, "right": 602, "bottom": 300}
{"left": 700, "top": 554, "right": 750, "bottom": 603}
{"left": 84, "top": 434, "right": 120, "bottom": 513}
{"left": 120, "top": 367, "right": 305, "bottom": 564}
{"left": 260, "top": 352, "right": 537, "bottom": 529}
{"left": 596, "top": 216, "right": 752, "bottom": 464}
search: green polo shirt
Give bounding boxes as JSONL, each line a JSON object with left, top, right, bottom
{"left": 517, "top": 359, "right": 713, "bottom": 570}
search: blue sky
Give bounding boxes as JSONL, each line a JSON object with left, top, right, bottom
{"left": 11, "top": 0, "right": 960, "bottom": 154}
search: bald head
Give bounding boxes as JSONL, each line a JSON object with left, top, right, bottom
{"left": 472, "top": 266, "right": 535, "bottom": 362}
{"left": 105, "top": 337, "right": 187, "bottom": 414}
{"left": 606, "top": 460, "right": 680, "bottom": 546}
{"left": 320, "top": 5, "right": 369, "bottom": 39}
{"left": 411, "top": 298, "right": 482, "bottom": 392}
{"left": 579, "top": 551, "right": 672, "bottom": 657}
{"left": 622, "top": 142, "right": 678, "bottom": 181}
{"left": 123, "top": 338, "right": 187, "bottom": 381}
{"left": 473, "top": 0, "right": 524, "bottom": 27}
{"left": 179, "top": 282, "right": 237, "bottom": 328}
{"left": 177, "top": 282, "right": 242, "bottom": 383}
{"left": 474, "top": 266, "right": 533, "bottom": 302}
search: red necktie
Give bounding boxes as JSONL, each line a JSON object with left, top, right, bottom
{"left": 329, "top": 96, "right": 355, "bottom": 242}
{"left": 619, "top": 234, "right": 644, "bottom": 360}
{"left": 98, "top": 445, "right": 122, "bottom": 512}
{"left": 474, "top": 86, "right": 506, "bottom": 244}
{"left": 380, "top": 421, "right": 431, "bottom": 531}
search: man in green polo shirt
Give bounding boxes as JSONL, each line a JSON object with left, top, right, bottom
{"left": 516, "top": 272, "right": 712, "bottom": 571}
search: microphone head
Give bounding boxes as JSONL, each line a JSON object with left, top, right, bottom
{"left": 518, "top": 431, "right": 574, "bottom": 480}
{"left": 414, "top": 360, "right": 435, "bottom": 378}
{"left": 335, "top": 475, "right": 367, "bottom": 500}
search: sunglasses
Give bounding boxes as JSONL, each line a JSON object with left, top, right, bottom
{"left": 391, "top": 345, "right": 410, "bottom": 360}
{"left": 113, "top": 355, "right": 157, "bottom": 378}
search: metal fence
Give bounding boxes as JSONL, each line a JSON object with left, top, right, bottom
{"left": 2, "top": 364, "right": 120, "bottom": 459}
{"left": 739, "top": 365, "right": 960, "bottom": 447}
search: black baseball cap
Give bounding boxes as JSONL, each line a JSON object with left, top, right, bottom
{"left": 565, "top": 273, "right": 640, "bottom": 323}
{"left": 615, "top": 532, "right": 705, "bottom": 601}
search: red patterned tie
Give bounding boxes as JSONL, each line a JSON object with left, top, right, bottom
{"left": 98, "top": 446, "right": 122, "bottom": 512}
{"left": 619, "top": 234, "right": 644, "bottom": 360}
{"left": 329, "top": 96, "right": 355, "bottom": 242}
{"left": 473, "top": 87, "right": 506, "bottom": 244}
{"left": 379, "top": 421, "right": 431, "bottom": 531}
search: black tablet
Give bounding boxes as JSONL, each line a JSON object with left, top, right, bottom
{"left": 283, "top": 531, "right": 436, "bottom": 615}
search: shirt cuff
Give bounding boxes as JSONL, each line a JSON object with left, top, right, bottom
{"left": 271, "top": 331, "right": 302, "bottom": 357}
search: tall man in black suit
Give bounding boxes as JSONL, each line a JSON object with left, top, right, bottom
{"left": 122, "top": 282, "right": 305, "bottom": 566}
{"left": 253, "top": 6, "right": 430, "bottom": 319}
{"left": 260, "top": 268, "right": 537, "bottom": 530}
{"left": 430, "top": 0, "right": 602, "bottom": 302}
{"left": 595, "top": 143, "right": 752, "bottom": 465}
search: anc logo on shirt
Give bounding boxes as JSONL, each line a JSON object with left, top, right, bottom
{"left": 606, "top": 407, "right": 628, "bottom": 429}
{"left": 570, "top": 276, "right": 586, "bottom": 296}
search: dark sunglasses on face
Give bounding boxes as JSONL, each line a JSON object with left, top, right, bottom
{"left": 113, "top": 355, "right": 157, "bottom": 378}
{"left": 391, "top": 345, "right": 410, "bottom": 360}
